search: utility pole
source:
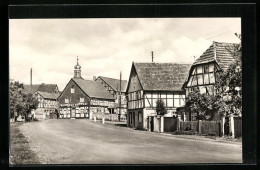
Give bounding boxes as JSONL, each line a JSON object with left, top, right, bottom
{"left": 30, "top": 68, "right": 32, "bottom": 92}
{"left": 151, "top": 51, "right": 154, "bottom": 62}
{"left": 119, "top": 71, "right": 122, "bottom": 121}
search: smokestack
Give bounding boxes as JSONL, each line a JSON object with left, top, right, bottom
{"left": 151, "top": 51, "right": 154, "bottom": 62}
{"left": 30, "top": 68, "right": 32, "bottom": 92}
{"left": 93, "top": 76, "right": 96, "bottom": 81}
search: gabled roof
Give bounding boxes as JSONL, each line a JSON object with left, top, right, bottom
{"left": 193, "top": 41, "right": 239, "bottom": 71}
{"left": 130, "top": 63, "right": 191, "bottom": 91}
{"left": 36, "top": 91, "right": 59, "bottom": 100}
{"left": 72, "top": 78, "right": 114, "bottom": 100}
{"left": 24, "top": 84, "right": 58, "bottom": 94}
{"left": 97, "top": 76, "right": 128, "bottom": 92}
{"left": 23, "top": 85, "right": 40, "bottom": 94}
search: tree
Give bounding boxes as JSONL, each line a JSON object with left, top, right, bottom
{"left": 9, "top": 81, "right": 39, "bottom": 120}
{"left": 185, "top": 33, "right": 242, "bottom": 120}
{"left": 156, "top": 99, "right": 167, "bottom": 116}
{"left": 215, "top": 33, "right": 242, "bottom": 117}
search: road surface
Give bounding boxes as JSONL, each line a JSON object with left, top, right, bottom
{"left": 18, "top": 119, "right": 242, "bottom": 164}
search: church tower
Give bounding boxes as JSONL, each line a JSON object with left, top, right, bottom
{"left": 74, "top": 56, "right": 82, "bottom": 79}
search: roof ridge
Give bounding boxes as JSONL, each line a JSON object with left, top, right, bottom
{"left": 99, "top": 76, "right": 127, "bottom": 81}
{"left": 213, "top": 41, "right": 239, "bottom": 45}
{"left": 134, "top": 62, "right": 192, "bottom": 64}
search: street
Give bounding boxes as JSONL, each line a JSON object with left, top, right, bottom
{"left": 18, "top": 119, "right": 242, "bottom": 164}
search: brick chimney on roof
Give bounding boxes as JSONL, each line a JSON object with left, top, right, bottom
{"left": 93, "top": 76, "right": 96, "bottom": 81}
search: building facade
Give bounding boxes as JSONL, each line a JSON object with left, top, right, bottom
{"left": 34, "top": 91, "right": 59, "bottom": 119}
{"left": 126, "top": 62, "right": 191, "bottom": 130}
{"left": 23, "top": 83, "right": 60, "bottom": 120}
{"left": 58, "top": 58, "right": 115, "bottom": 119}
{"left": 95, "top": 76, "right": 127, "bottom": 117}
{"left": 182, "top": 41, "right": 240, "bottom": 120}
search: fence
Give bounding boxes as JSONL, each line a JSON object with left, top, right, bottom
{"left": 179, "top": 121, "right": 198, "bottom": 132}
{"left": 200, "top": 121, "right": 221, "bottom": 136}
{"left": 179, "top": 120, "right": 221, "bottom": 136}
{"left": 233, "top": 117, "right": 242, "bottom": 138}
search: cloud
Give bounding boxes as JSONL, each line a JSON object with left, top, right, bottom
{"left": 9, "top": 18, "right": 241, "bottom": 90}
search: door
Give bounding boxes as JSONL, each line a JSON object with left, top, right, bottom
{"left": 133, "top": 112, "right": 135, "bottom": 127}
{"left": 151, "top": 116, "right": 154, "bottom": 132}
{"left": 164, "top": 117, "right": 178, "bottom": 132}
{"left": 224, "top": 117, "right": 230, "bottom": 136}
{"left": 71, "top": 108, "right": 76, "bottom": 118}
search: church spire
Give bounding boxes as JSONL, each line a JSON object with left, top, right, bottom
{"left": 74, "top": 56, "right": 82, "bottom": 79}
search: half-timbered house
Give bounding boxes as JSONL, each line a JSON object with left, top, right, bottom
{"left": 58, "top": 58, "right": 115, "bottom": 119}
{"left": 126, "top": 62, "right": 191, "bottom": 130}
{"left": 33, "top": 91, "right": 59, "bottom": 119}
{"left": 182, "top": 41, "right": 239, "bottom": 120}
{"left": 95, "top": 76, "right": 127, "bottom": 116}
{"left": 23, "top": 83, "right": 60, "bottom": 119}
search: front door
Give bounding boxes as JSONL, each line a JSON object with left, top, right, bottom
{"left": 151, "top": 116, "right": 154, "bottom": 132}
{"left": 133, "top": 112, "right": 135, "bottom": 127}
{"left": 71, "top": 108, "right": 76, "bottom": 118}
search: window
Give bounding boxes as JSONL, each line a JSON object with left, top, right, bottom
{"left": 174, "top": 93, "right": 185, "bottom": 107}
{"left": 80, "top": 97, "right": 84, "bottom": 102}
{"left": 167, "top": 99, "right": 173, "bottom": 107}
{"left": 152, "top": 99, "right": 157, "bottom": 108}
{"left": 204, "top": 74, "right": 209, "bottom": 84}
{"left": 209, "top": 63, "right": 214, "bottom": 72}
{"left": 204, "top": 66, "right": 209, "bottom": 73}
{"left": 65, "top": 98, "right": 69, "bottom": 103}
{"left": 197, "top": 66, "right": 203, "bottom": 74}
{"left": 197, "top": 75, "right": 203, "bottom": 85}
{"left": 71, "top": 85, "right": 75, "bottom": 93}
{"left": 133, "top": 76, "right": 136, "bottom": 84}
{"left": 209, "top": 73, "right": 215, "bottom": 84}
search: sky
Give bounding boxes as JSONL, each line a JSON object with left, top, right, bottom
{"left": 9, "top": 18, "right": 241, "bottom": 91}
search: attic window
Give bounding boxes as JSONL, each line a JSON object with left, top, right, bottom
{"left": 133, "top": 76, "right": 136, "bottom": 84}
{"left": 71, "top": 85, "right": 75, "bottom": 93}
{"left": 80, "top": 97, "right": 84, "bottom": 102}
{"left": 204, "top": 66, "right": 209, "bottom": 73}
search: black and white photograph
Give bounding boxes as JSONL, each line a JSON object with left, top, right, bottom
{"left": 9, "top": 17, "right": 243, "bottom": 164}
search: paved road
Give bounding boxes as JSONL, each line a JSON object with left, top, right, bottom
{"left": 19, "top": 119, "right": 242, "bottom": 164}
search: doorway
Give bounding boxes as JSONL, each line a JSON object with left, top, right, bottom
{"left": 150, "top": 116, "right": 154, "bottom": 132}
{"left": 71, "top": 108, "right": 76, "bottom": 118}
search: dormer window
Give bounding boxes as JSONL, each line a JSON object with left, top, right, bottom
{"left": 71, "top": 85, "right": 75, "bottom": 93}
{"left": 65, "top": 98, "right": 69, "bottom": 103}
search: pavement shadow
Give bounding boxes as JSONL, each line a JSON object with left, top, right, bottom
{"left": 114, "top": 123, "right": 127, "bottom": 127}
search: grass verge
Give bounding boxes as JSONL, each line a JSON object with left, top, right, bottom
{"left": 10, "top": 122, "right": 40, "bottom": 165}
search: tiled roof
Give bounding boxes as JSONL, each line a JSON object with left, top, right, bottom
{"left": 23, "top": 85, "right": 40, "bottom": 94}
{"left": 24, "top": 84, "right": 58, "bottom": 94}
{"left": 97, "top": 76, "right": 128, "bottom": 92}
{"left": 72, "top": 78, "right": 114, "bottom": 100}
{"left": 37, "top": 84, "right": 58, "bottom": 93}
{"left": 37, "top": 91, "right": 59, "bottom": 100}
{"left": 133, "top": 63, "right": 191, "bottom": 91}
{"left": 193, "top": 41, "right": 239, "bottom": 71}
